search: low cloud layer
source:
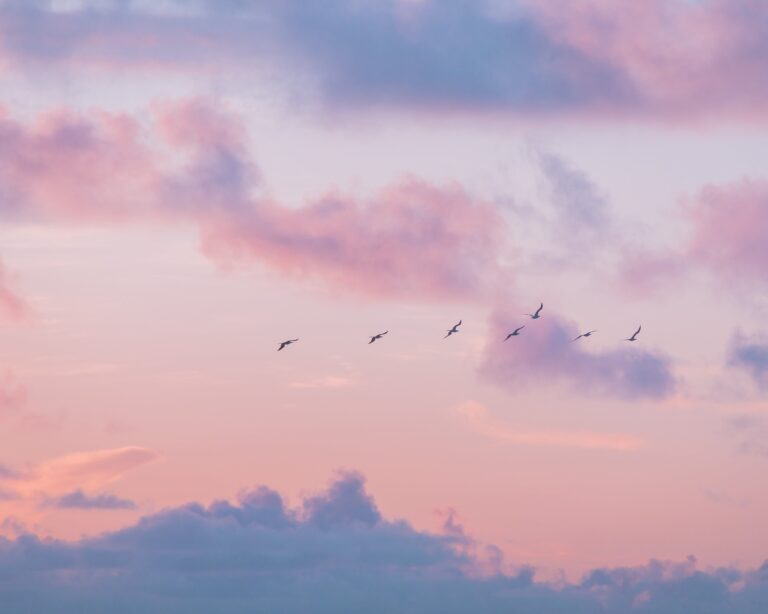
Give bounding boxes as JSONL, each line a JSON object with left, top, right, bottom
{"left": 0, "top": 471, "right": 765, "bottom": 613}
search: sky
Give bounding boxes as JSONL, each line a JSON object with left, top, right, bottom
{"left": 1, "top": 0, "right": 768, "bottom": 611}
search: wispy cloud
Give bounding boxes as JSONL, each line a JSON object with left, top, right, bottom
{"left": 290, "top": 376, "right": 355, "bottom": 390}
{"left": 0, "top": 371, "right": 26, "bottom": 420}
{"left": 1, "top": 446, "right": 160, "bottom": 499}
{"left": 0, "top": 258, "right": 31, "bottom": 321}
{"left": 728, "top": 331, "right": 768, "bottom": 390}
{"left": 454, "top": 401, "right": 643, "bottom": 451}
{"left": 42, "top": 489, "right": 136, "bottom": 511}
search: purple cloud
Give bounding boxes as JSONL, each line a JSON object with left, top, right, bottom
{"left": 480, "top": 307, "right": 676, "bottom": 400}
{"left": 537, "top": 150, "right": 609, "bottom": 237}
{"left": 728, "top": 332, "right": 768, "bottom": 390}
{"left": 3, "top": 1, "right": 768, "bottom": 119}
{"left": 727, "top": 415, "right": 768, "bottom": 459}
{"left": 43, "top": 490, "right": 136, "bottom": 511}
{"left": 0, "top": 472, "right": 765, "bottom": 612}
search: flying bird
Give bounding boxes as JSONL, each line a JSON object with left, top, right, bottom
{"left": 572, "top": 330, "right": 596, "bottom": 342}
{"left": 504, "top": 326, "right": 525, "bottom": 341}
{"left": 626, "top": 326, "right": 642, "bottom": 342}
{"left": 277, "top": 339, "right": 299, "bottom": 351}
{"left": 444, "top": 320, "right": 462, "bottom": 338}
{"left": 369, "top": 331, "right": 388, "bottom": 344}
{"left": 525, "top": 303, "right": 544, "bottom": 320}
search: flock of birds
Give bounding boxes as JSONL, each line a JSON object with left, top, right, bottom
{"left": 276, "top": 303, "right": 643, "bottom": 350}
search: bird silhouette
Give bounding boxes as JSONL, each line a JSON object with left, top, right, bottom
{"left": 572, "top": 330, "right": 596, "bottom": 342}
{"left": 444, "top": 320, "right": 462, "bottom": 338}
{"left": 277, "top": 339, "right": 299, "bottom": 351}
{"left": 525, "top": 303, "right": 544, "bottom": 319}
{"left": 505, "top": 326, "right": 525, "bottom": 341}
{"left": 626, "top": 326, "right": 642, "bottom": 342}
{"left": 369, "top": 331, "right": 388, "bottom": 344}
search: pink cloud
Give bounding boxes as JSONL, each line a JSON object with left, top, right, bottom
{"left": 0, "top": 258, "right": 30, "bottom": 321}
{"left": 1, "top": 102, "right": 510, "bottom": 302}
{"left": 621, "top": 178, "right": 768, "bottom": 293}
{"left": 616, "top": 177, "right": 768, "bottom": 294}
{"left": 616, "top": 250, "right": 686, "bottom": 299}
{"left": 1, "top": 446, "right": 160, "bottom": 499}
{"left": 532, "top": 0, "right": 768, "bottom": 119}
{"left": 454, "top": 401, "right": 643, "bottom": 451}
{"left": 0, "top": 106, "right": 162, "bottom": 222}
{"left": 202, "top": 179, "right": 509, "bottom": 300}
{"left": 686, "top": 179, "right": 768, "bottom": 286}
{"left": 0, "top": 371, "right": 26, "bottom": 420}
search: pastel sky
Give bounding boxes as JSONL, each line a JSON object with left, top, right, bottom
{"left": 1, "top": 1, "right": 768, "bottom": 611}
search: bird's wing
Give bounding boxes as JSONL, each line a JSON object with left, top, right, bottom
{"left": 635, "top": 326, "right": 642, "bottom": 336}
{"left": 535, "top": 303, "right": 543, "bottom": 315}
{"left": 456, "top": 320, "right": 462, "bottom": 327}
{"left": 516, "top": 326, "right": 525, "bottom": 333}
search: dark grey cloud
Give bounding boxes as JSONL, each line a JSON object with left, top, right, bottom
{"left": 0, "top": 471, "right": 765, "bottom": 613}
{"left": 43, "top": 489, "right": 137, "bottom": 510}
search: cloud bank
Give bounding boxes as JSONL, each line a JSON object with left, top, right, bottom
{"left": 3, "top": 0, "right": 768, "bottom": 119}
{"left": 0, "top": 471, "right": 765, "bottom": 613}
